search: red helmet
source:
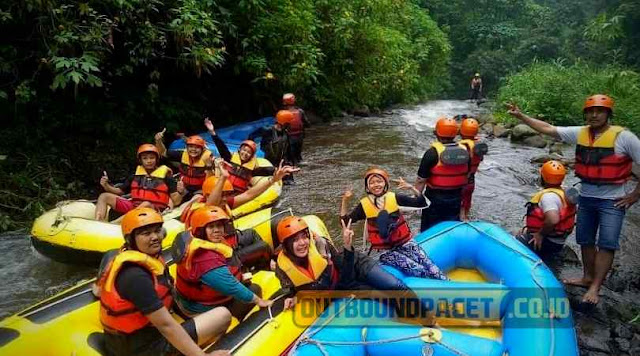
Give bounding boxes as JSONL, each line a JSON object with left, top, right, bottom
{"left": 276, "top": 110, "right": 295, "bottom": 126}
{"left": 541, "top": 160, "right": 566, "bottom": 186}
{"left": 137, "top": 144, "right": 160, "bottom": 158}
{"left": 282, "top": 93, "right": 296, "bottom": 106}
{"left": 583, "top": 94, "right": 614, "bottom": 111}
{"left": 460, "top": 118, "right": 479, "bottom": 138}
{"left": 240, "top": 140, "right": 257, "bottom": 155}
{"left": 186, "top": 135, "right": 206, "bottom": 148}
{"left": 364, "top": 167, "right": 389, "bottom": 195}
{"left": 276, "top": 216, "right": 309, "bottom": 244}
{"left": 435, "top": 117, "right": 459, "bottom": 138}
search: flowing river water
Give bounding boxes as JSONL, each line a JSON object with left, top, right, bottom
{"left": 2, "top": 100, "right": 640, "bottom": 353}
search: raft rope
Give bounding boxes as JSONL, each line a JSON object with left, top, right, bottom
{"left": 290, "top": 295, "right": 470, "bottom": 356}
{"left": 463, "top": 222, "right": 557, "bottom": 356}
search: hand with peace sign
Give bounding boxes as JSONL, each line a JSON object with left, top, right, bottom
{"left": 176, "top": 176, "right": 186, "bottom": 196}
{"left": 273, "top": 159, "right": 300, "bottom": 183}
{"left": 341, "top": 218, "right": 354, "bottom": 251}
{"left": 394, "top": 177, "right": 421, "bottom": 195}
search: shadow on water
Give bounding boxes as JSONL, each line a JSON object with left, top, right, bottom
{"left": 3, "top": 100, "right": 640, "bottom": 338}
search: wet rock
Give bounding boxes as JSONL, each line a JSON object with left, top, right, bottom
{"left": 548, "top": 142, "right": 565, "bottom": 156}
{"left": 631, "top": 334, "right": 640, "bottom": 349}
{"left": 578, "top": 322, "right": 611, "bottom": 353}
{"left": 614, "top": 323, "right": 633, "bottom": 339}
{"left": 560, "top": 245, "right": 581, "bottom": 264}
{"left": 617, "top": 337, "right": 631, "bottom": 352}
{"left": 530, "top": 153, "right": 574, "bottom": 166}
{"left": 522, "top": 135, "right": 548, "bottom": 148}
{"left": 481, "top": 123, "right": 494, "bottom": 135}
{"left": 352, "top": 106, "right": 370, "bottom": 117}
{"left": 476, "top": 113, "right": 495, "bottom": 124}
{"left": 510, "top": 124, "right": 539, "bottom": 141}
{"left": 493, "top": 124, "right": 510, "bottom": 138}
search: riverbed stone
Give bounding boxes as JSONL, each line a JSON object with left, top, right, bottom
{"left": 481, "top": 123, "right": 494, "bottom": 135}
{"left": 352, "top": 105, "right": 370, "bottom": 117}
{"left": 578, "top": 324, "right": 611, "bottom": 353}
{"left": 493, "top": 124, "right": 510, "bottom": 138}
{"left": 510, "top": 124, "right": 539, "bottom": 141}
{"left": 548, "top": 142, "right": 565, "bottom": 156}
{"left": 522, "top": 135, "right": 548, "bottom": 148}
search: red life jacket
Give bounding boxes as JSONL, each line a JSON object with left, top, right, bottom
{"left": 130, "top": 165, "right": 172, "bottom": 210}
{"left": 287, "top": 109, "right": 304, "bottom": 137}
{"left": 574, "top": 126, "right": 632, "bottom": 184}
{"left": 525, "top": 188, "right": 576, "bottom": 238}
{"left": 179, "top": 150, "right": 212, "bottom": 190}
{"left": 225, "top": 153, "right": 257, "bottom": 193}
{"left": 98, "top": 250, "right": 173, "bottom": 334}
{"left": 360, "top": 192, "right": 412, "bottom": 249}
{"left": 459, "top": 139, "right": 484, "bottom": 175}
{"left": 426, "top": 142, "right": 470, "bottom": 190}
{"left": 174, "top": 233, "right": 241, "bottom": 306}
{"left": 276, "top": 235, "right": 338, "bottom": 290}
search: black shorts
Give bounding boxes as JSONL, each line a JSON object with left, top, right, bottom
{"left": 103, "top": 318, "right": 198, "bottom": 356}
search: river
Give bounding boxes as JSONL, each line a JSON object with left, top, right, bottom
{"left": 2, "top": 100, "right": 640, "bottom": 354}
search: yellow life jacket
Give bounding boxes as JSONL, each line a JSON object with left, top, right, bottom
{"left": 179, "top": 150, "right": 212, "bottom": 189}
{"left": 277, "top": 238, "right": 329, "bottom": 288}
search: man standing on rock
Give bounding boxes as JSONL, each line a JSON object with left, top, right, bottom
{"left": 508, "top": 95, "right": 640, "bottom": 304}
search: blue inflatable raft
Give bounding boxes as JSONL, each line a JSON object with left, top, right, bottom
{"left": 290, "top": 221, "right": 579, "bottom": 356}
{"left": 167, "top": 116, "right": 275, "bottom": 157}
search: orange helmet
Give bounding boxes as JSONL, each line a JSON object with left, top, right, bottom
{"left": 583, "top": 94, "right": 614, "bottom": 111}
{"left": 240, "top": 140, "right": 257, "bottom": 155}
{"left": 364, "top": 167, "right": 389, "bottom": 194}
{"left": 277, "top": 216, "right": 309, "bottom": 244}
{"left": 121, "top": 207, "right": 163, "bottom": 238}
{"left": 202, "top": 176, "right": 234, "bottom": 197}
{"left": 276, "top": 110, "right": 295, "bottom": 126}
{"left": 186, "top": 135, "right": 206, "bottom": 148}
{"left": 137, "top": 144, "right": 160, "bottom": 158}
{"left": 541, "top": 160, "right": 566, "bottom": 186}
{"left": 460, "top": 118, "right": 479, "bottom": 138}
{"left": 435, "top": 117, "right": 459, "bottom": 138}
{"left": 190, "top": 206, "right": 230, "bottom": 237}
{"left": 282, "top": 93, "right": 296, "bottom": 106}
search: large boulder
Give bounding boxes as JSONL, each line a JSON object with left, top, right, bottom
{"left": 476, "top": 113, "right": 495, "bottom": 125}
{"left": 510, "top": 124, "right": 539, "bottom": 142}
{"left": 351, "top": 105, "right": 370, "bottom": 117}
{"left": 522, "top": 135, "right": 548, "bottom": 148}
{"left": 481, "top": 123, "right": 494, "bottom": 135}
{"left": 548, "top": 142, "right": 565, "bottom": 156}
{"left": 493, "top": 124, "right": 510, "bottom": 138}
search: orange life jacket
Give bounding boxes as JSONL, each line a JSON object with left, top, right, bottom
{"left": 276, "top": 235, "right": 338, "bottom": 290}
{"left": 459, "top": 139, "right": 484, "bottom": 175}
{"left": 574, "top": 126, "right": 632, "bottom": 184}
{"left": 179, "top": 150, "right": 212, "bottom": 190}
{"left": 287, "top": 109, "right": 304, "bottom": 137}
{"left": 130, "top": 165, "right": 172, "bottom": 210}
{"left": 426, "top": 142, "right": 470, "bottom": 190}
{"left": 525, "top": 188, "right": 576, "bottom": 238}
{"left": 360, "top": 192, "right": 412, "bottom": 249}
{"left": 225, "top": 153, "right": 257, "bottom": 193}
{"left": 98, "top": 250, "right": 173, "bottom": 334}
{"left": 174, "top": 232, "right": 240, "bottom": 306}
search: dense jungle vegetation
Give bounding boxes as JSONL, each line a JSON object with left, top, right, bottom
{"left": 1, "top": 0, "right": 639, "bottom": 230}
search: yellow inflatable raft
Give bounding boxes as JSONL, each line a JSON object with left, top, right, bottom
{"left": 3, "top": 213, "right": 329, "bottom": 356}
{"left": 30, "top": 170, "right": 282, "bottom": 266}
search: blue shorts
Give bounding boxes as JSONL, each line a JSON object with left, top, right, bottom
{"left": 576, "top": 195, "right": 626, "bottom": 250}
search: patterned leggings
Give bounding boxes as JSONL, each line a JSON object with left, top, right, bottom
{"left": 379, "top": 240, "right": 448, "bottom": 280}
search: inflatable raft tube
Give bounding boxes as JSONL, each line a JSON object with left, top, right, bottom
{"left": 288, "top": 221, "right": 579, "bottom": 356}
{"left": 3, "top": 214, "right": 329, "bottom": 356}
{"left": 31, "top": 174, "right": 282, "bottom": 266}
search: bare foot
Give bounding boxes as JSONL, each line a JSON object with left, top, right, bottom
{"left": 562, "top": 277, "right": 592, "bottom": 288}
{"left": 582, "top": 286, "right": 600, "bottom": 304}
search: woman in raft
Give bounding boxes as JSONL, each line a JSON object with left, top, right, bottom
{"left": 341, "top": 167, "right": 448, "bottom": 280}
{"left": 273, "top": 215, "right": 435, "bottom": 324}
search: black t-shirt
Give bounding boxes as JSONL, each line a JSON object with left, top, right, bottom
{"left": 211, "top": 134, "right": 275, "bottom": 176}
{"left": 342, "top": 193, "right": 427, "bottom": 224}
{"left": 417, "top": 147, "right": 439, "bottom": 179}
{"left": 120, "top": 173, "right": 178, "bottom": 194}
{"left": 115, "top": 264, "right": 171, "bottom": 315}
